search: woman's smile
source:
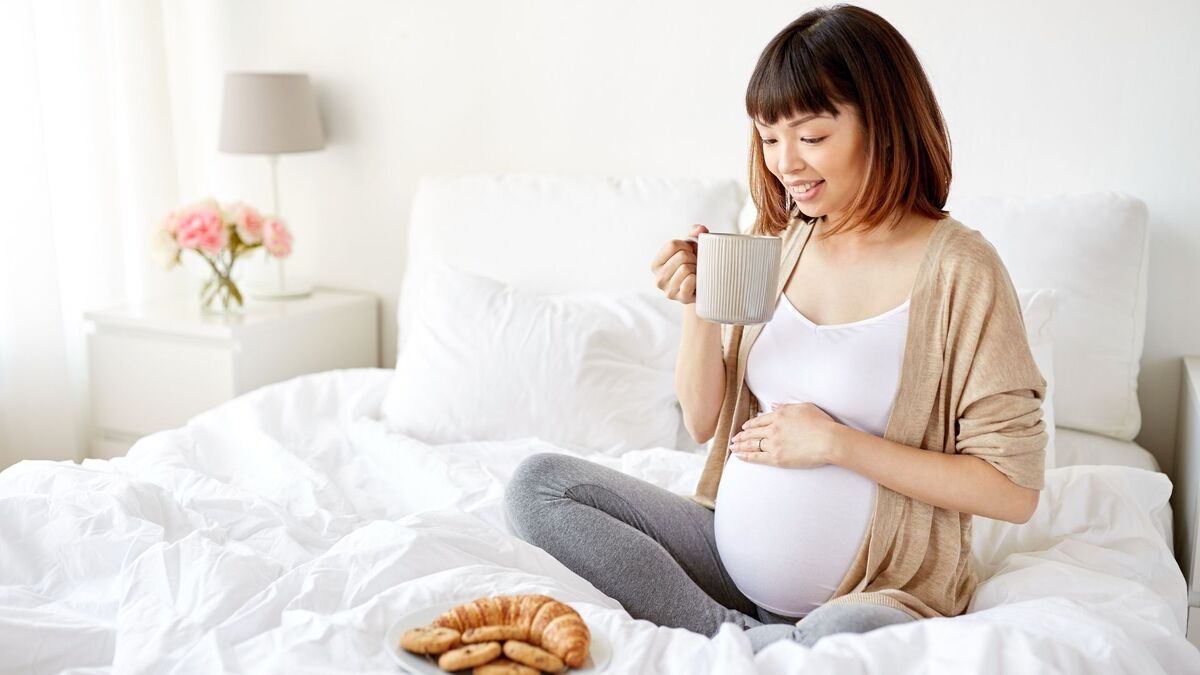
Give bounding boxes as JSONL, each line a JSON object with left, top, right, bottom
{"left": 790, "top": 179, "right": 825, "bottom": 202}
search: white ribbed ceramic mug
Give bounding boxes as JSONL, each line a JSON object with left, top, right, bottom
{"left": 683, "top": 233, "right": 782, "bottom": 324}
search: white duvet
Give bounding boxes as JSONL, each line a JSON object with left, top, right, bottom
{"left": 1, "top": 368, "right": 1196, "bottom": 674}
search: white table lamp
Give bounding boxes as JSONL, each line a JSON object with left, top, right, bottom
{"left": 218, "top": 71, "right": 325, "bottom": 299}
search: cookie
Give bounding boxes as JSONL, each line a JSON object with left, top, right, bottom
{"left": 437, "top": 641, "right": 503, "bottom": 671}
{"left": 473, "top": 656, "right": 539, "bottom": 675}
{"left": 462, "top": 624, "right": 529, "bottom": 643}
{"left": 398, "top": 626, "right": 461, "bottom": 655}
{"left": 503, "top": 639, "right": 566, "bottom": 672}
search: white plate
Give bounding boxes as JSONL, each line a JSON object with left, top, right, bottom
{"left": 384, "top": 600, "right": 613, "bottom": 674}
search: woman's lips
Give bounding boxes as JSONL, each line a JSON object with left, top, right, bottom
{"left": 792, "top": 180, "right": 824, "bottom": 202}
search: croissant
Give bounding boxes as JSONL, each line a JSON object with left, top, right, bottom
{"left": 432, "top": 594, "right": 590, "bottom": 668}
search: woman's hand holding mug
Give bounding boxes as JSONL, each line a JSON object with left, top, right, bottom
{"left": 650, "top": 224, "right": 709, "bottom": 305}
{"left": 651, "top": 224, "right": 781, "bottom": 323}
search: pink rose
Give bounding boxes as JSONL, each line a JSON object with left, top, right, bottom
{"left": 174, "top": 199, "right": 228, "bottom": 255}
{"left": 228, "top": 202, "right": 265, "bottom": 244}
{"left": 262, "top": 217, "right": 292, "bottom": 258}
{"left": 159, "top": 208, "right": 181, "bottom": 235}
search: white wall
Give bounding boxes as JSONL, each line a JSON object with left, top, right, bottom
{"left": 161, "top": 0, "right": 1200, "bottom": 473}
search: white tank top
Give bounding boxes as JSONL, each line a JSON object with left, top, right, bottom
{"left": 713, "top": 291, "right": 910, "bottom": 617}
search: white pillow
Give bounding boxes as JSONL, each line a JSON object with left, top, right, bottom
{"left": 380, "top": 258, "right": 683, "bottom": 454}
{"left": 1017, "top": 288, "right": 1057, "bottom": 471}
{"left": 1053, "top": 428, "right": 1160, "bottom": 472}
{"left": 947, "top": 193, "right": 1149, "bottom": 441}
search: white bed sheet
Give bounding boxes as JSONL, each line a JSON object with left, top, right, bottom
{"left": 1, "top": 368, "right": 1196, "bottom": 674}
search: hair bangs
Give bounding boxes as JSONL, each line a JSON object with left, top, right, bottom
{"left": 745, "top": 30, "right": 838, "bottom": 125}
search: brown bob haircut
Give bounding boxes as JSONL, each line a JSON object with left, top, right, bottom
{"left": 746, "top": 4, "right": 951, "bottom": 238}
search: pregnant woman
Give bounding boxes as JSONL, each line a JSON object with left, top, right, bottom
{"left": 505, "top": 4, "right": 1047, "bottom": 653}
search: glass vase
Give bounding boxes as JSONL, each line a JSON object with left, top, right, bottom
{"left": 200, "top": 269, "right": 245, "bottom": 315}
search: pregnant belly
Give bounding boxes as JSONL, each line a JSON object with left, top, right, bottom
{"left": 713, "top": 455, "right": 877, "bottom": 617}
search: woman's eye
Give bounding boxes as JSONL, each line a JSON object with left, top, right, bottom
{"left": 761, "top": 137, "right": 824, "bottom": 146}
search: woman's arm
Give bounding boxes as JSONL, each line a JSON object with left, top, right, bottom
{"left": 675, "top": 303, "right": 726, "bottom": 444}
{"left": 829, "top": 426, "right": 1039, "bottom": 524}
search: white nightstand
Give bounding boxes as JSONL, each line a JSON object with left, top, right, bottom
{"left": 1174, "top": 356, "right": 1200, "bottom": 647}
{"left": 84, "top": 288, "right": 378, "bottom": 459}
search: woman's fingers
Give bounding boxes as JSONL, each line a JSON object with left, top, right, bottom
{"left": 666, "top": 263, "right": 695, "bottom": 301}
{"left": 730, "top": 428, "right": 767, "bottom": 451}
{"left": 734, "top": 451, "right": 764, "bottom": 463}
{"left": 678, "top": 273, "right": 696, "bottom": 303}
{"left": 650, "top": 225, "right": 706, "bottom": 271}
{"left": 653, "top": 248, "right": 695, "bottom": 291}
{"left": 650, "top": 225, "right": 706, "bottom": 305}
{"left": 656, "top": 249, "right": 689, "bottom": 286}
{"left": 650, "top": 241, "right": 682, "bottom": 272}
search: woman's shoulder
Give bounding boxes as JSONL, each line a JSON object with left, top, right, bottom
{"left": 930, "top": 215, "right": 1012, "bottom": 286}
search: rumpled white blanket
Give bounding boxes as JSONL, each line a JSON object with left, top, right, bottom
{"left": 1, "top": 368, "right": 1196, "bottom": 674}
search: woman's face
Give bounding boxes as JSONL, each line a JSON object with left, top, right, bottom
{"left": 754, "top": 101, "right": 868, "bottom": 224}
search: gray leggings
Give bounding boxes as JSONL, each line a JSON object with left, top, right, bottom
{"left": 503, "top": 452, "right": 916, "bottom": 652}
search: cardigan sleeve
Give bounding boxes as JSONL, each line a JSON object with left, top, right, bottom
{"left": 949, "top": 235, "right": 1048, "bottom": 491}
{"left": 956, "top": 391, "right": 1047, "bottom": 490}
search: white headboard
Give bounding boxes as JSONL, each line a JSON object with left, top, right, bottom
{"left": 399, "top": 174, "right": 745, "bottom": 354}
{"left": 405, "top": 174, "right": 743, "bottom": 291}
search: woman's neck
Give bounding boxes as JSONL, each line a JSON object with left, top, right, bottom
{"left": 813, "top": 211, "right": 935, "bottom": 256}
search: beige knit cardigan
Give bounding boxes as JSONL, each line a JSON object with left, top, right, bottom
{"left": 689, "top": 215, "right": 1048, "bottom": 621}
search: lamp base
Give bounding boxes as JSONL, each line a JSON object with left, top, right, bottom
{"left": 245, "top": 280, "right": 313, "bottom": 300}
{"left": 247, "top": 251, "right": 310, "bottom": 300}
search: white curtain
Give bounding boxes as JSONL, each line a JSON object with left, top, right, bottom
{"left": 0, "top": 0, "right": 184, "bottom": 469}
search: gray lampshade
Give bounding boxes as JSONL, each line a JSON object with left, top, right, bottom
{"left": 218, "top": 72, "right": 325, "bottom": 154}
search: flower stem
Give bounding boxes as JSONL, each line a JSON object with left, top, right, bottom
{"left": 197, "top": 251, "right": 242, "bottom": 311}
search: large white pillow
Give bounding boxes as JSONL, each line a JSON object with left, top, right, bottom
{"left": 399, "top": 175, "right": 743, "bottom": 360}
{"left": 1017, "top": 288, "right": 1057, "bottom": 471}
{"left": 946, "top": 193, "right": 1149, "bottom": 441}
{"left": 380, "top": 258, "right": 683, "bottom": 454}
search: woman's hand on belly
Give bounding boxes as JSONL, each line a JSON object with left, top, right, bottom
{"left": 728, "top": 402, "right": 841, "bottom": 469}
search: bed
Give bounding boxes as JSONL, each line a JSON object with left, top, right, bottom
{"left": 2, "top": 175, "right": 1197, "bottom": 674}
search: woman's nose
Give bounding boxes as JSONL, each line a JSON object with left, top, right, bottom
{"left": 777, "top": 148, "right": 805, "bottom": 175}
